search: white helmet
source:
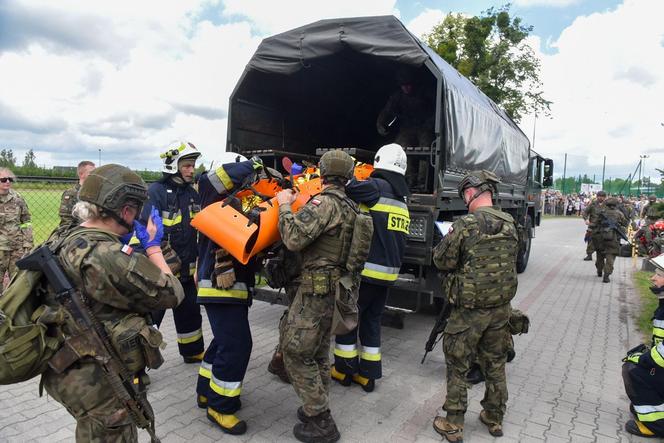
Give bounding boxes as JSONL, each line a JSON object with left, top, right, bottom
{"left": 161, "top": 141, "right": 201, "bottom": 174}
{"left": 374, "top": 143, "right": 407, "bottom": 176}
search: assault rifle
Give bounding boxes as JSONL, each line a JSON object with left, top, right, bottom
{"left": 600, "top": 213, "right": 631, "bottom": 245}
{"left": 421, "top": 294, "right": 452, "bottom": 364}
{"left": 17, "top": 246, "right": 160, "bottom": 443}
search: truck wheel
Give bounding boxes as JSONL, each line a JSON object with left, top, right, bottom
{"left": 516, "top": 216, "right": 532, "bottom": 274}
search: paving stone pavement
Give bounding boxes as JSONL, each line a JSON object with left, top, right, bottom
{"left": 0, "top": 218, "right": 653, "bottom": 442}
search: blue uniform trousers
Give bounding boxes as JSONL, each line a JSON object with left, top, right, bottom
{"left": 334, "top": 282, "right": 388, "bottom": 379}
{"left": 152, "top": 279, "right": 204, "bottom": 357}
{"left": 196, "top": 304, "right": 252, "bottom": 414}
{"left": 623, "top": 361, "right": 664, "bottom": 436}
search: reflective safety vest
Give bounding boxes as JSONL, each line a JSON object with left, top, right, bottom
{"left": 347, "top": 177, "right": 409, "bottom": 286}
{"left": 143, "top": 178, "right": 200, "bottom": 280}
{"left": 455, "top": 208, "right": 518, "bottom": 309}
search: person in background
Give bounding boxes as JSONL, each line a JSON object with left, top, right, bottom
{"left": 58, "top": 161, "right": 95, "bottom": 227}
{"left": 0, "top": 167, "right": 32, "bottom": 290}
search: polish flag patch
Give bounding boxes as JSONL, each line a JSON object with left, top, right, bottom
{"left": 121, "top": 244, "right": 133, "bottom": 255}
{"left": 311, "top": 199, "right": 322, "bottom": 206}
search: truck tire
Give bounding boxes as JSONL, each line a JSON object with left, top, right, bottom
{"left": 516, "top": 216, "right": 532, "bottom": 274}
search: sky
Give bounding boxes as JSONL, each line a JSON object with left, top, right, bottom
{"left": 0, "top": 0, "right": 662, "bottom": 183}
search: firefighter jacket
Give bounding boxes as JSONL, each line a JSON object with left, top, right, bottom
{"left": 196, "top": 161, "right": 257, "bottom": 305}
{"left": 346, "top": 176, "right": 409, "bottom": 285}
{"left": 142, "top": 177, "right": 200, "bottom": 281}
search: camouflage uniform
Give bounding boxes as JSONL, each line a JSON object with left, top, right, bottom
{"left": 432, "top": 206, "right": 518, "bottom": 428}
{"left": 59, "top": 183, "right": 80, "bottom": 227}
{"left": 278, "top": 184, "right": 354, "bottom": 417}
{"left": 42, "top": 227, "right": 183, "bottom": 442}
{"left": 0, "top": 189, "right": 33, "bottom": 289}
{"left": 592, "top": 201, "right": 628, "bottom": 280}
{"left": 583, "top": 198, "right": 603, "bottom": 257}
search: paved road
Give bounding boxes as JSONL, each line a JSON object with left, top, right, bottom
{"left": 0, "top": 217, "right": 649, "bottom": 442}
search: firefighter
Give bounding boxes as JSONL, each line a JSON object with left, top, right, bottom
{"left": 622, "top": 253, "right": 664, "bottom": 438}
{"left": 331, "top": 143, "right": 410, "bottom": 392}
{"left": 195, "top": 152, "right": 262, "bottom": 435}
{"left": 143, "top": 142, "right": 205, "bottom": 362}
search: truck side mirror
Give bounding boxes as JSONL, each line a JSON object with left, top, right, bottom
{"left": 542, "top": 159, "right": 554, "bottom": 187}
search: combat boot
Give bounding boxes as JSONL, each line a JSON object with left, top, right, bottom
{"left": 351, "top": 374, "right": 375, "bottom": 392}
{"left": 583, "top": 254, "right": 592, "bottom": 261}
{"left": 268, "top": 350, "right": 291, "bottom": 384}
{"left": 297, "top": 406, "right": 313, "bottom": 423}
{"left": 183, "top": 351, "right": 204, "bottom": 364}
{"left": 433, "top": 416, "right": 463, "bottom": 442}
{"left": 207, "top": 408, "right": 247, "bottom": 435}
{"left": 597, "top": 269, "right": 603, "bottom": 277}
{"left": 330, "top": 367, "right": 351, "bottom": 387}
{"left": 479, "top": 410, "right": 503, "bottom": 437}
{"left": 293, "top": 410, "right": 340, "bottom": 443}
{"left": 603, "top": 273, "right": 610, "bottom": 283}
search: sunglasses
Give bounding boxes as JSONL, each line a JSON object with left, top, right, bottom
{"left": 0, "top": 177, "right": 14, "bottom": 183}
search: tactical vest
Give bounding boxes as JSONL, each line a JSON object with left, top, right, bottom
{"left": 456, "top": 209, "right": 518, "bottom": 309}
{"left": 307, "top": 189, "right": 358, "bottom": 268}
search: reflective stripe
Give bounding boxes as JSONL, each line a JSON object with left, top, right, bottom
{"left": 653, "top": 327, "right": 664, "bottom": 338}
{"left": 334, "top": 343, "right": 358, "bottom": 359}
{"left": 199, "top": 361, "right": 212, "bottom": 379}
{"left": 177, "top": 328, "right": 203, "bottom": 344}
{"left": 210, "top": 376, "right": 242, "bottom": 397}
{"left": 361, "top": 262, "right": 399, "bottom": 282}
{"left": 19, "top": 222, "right": 32, "bottom": 228}
{"left": 189, "top": 263, "right": 196, "bottom": 276}
{"left": 208, "top": 167, "right": 234, "bottom": 194}
{"left": 635, "top": 404, "right": 664, "bottom": 422}
{"left": 361, "top": 346, "right": 381, "bottom": 362}
{"left": 651, "top": 343, "right": 664, "bottom": 368}
{"left": 197, "top": 279, "right": 248, "bottom": 300}
{"left": 654, "top": 319, "right": 664, "bottom": 328}
{"left": 370, "top": 197, "right": 409, "bottom": 217}
{"left": 162, "top": 210, "right": 183, "bottom": 227}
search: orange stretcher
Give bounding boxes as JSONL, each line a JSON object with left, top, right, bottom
{"left": 191, "top": 177, "right": 322, "bottom": 264}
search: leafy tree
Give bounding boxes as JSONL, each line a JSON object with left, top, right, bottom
{"left": 0, "top": 149, "right": 17, "bottom": 168}
{"left": 423, "top": 4, "right": 551, "bottom": 122}
{"left": 22, "top": 149, "right": 37, "bottom": 169}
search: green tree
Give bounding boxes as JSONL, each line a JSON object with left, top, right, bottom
{"left": 423, "top": 4, "right": 551, "bottom": 122}
{"left": 0, "top": 149, "right": 17, "bottom": 168}
{"left": 22, "top": 149, "right": 37, "bottom": 169}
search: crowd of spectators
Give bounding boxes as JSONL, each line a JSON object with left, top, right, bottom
{"left": 543, "top": 190, "right": 657, "bottom": 217}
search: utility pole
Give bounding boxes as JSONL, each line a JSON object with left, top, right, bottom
{"left": 639, "top": 154, "right": 649, "bottom": 196}
{"left": 601, "top": 155, "right": 606, "bottom": 189}
{"left": 98, "top": 148, "right": 102, "bottom": 166}
{"left": 562, "top": 153, "right": 567, "bottom": 194}
{"left": 532, "top": 114, "right": 537, "bottom": 150}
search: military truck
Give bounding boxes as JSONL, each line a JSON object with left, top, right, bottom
{"left": 226, "top": 16, "right": 553, "bottom": 310}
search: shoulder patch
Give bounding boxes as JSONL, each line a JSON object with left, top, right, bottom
{"left": 121, "top": 244, "right": 133, "bottom": 255}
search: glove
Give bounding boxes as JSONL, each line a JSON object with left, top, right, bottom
{"left": 623, "top": 352, "right": 642, "bottom": 364}
{"left": 213, "top": 248, "right": 236, "bottom": 289}
{"left": 291, "top": 163, "right": 304, "bottom": 176}
{"left": 249, "top": 156, "right": 263, "bottom": 171}
{"left": 134, "top": 207, "right": 163, "bottom": 250}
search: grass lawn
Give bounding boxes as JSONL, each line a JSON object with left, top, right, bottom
{"left": 14, "top": 183, "right": 72, "bottom": 245}
{"left": 633, "top": 270, "right": 657, "bottom": 341}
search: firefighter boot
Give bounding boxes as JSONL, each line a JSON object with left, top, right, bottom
{"left": 293, "top": 410, "right": 340, "bottom": 443}
{"left": 207, "top": 408, "right": 247, "bottom": 435}
{"left": 625, "top": 419, "right": 656, "bottom": 438}
{"left": 433, "top": 416, "right": 463, "bottom": 442}
{"left": 351, "top": 374, "right": 375, "bottom": 392}
{"left": 268, "top": 350, "right": 291, "bottom": 384}
{"left": 197, "top": 395, "right": 208, "bottom": 409}
{"left": 603, "top": 273, "right": 610, "bottom": 283}
{"left": 330, "top": 367, "right": 351, "bottom": 387}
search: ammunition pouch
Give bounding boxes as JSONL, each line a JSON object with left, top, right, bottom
{"left": 332, "top": 274, "right": 359, "bottom": 336}
{"left": 299, "top": 271, "right": 333, "bottom": 296}
{"left": 105, "top": 315, "right": 165, "bottom": 373}
{"left": 507, "top": 309, "right": 530, "bottom": 335}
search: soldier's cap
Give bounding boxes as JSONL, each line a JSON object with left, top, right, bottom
{"left": 596, "top": 191, "right": 607, "bottom": 197}
{"left": 651, "top": 254, "right": 664, "bottom": 277}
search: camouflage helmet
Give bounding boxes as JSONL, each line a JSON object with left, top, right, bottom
{"left": 605, "top": 197, "right": 619, "bottom": 207}
{"left": 319, "top": 150, "right": 354, "bottom": 180}
{"left": 79, "top": 164, "right": 148, "bottom": 216}
{"left": 457, "top": 170, "right": 501, "bottom": 199}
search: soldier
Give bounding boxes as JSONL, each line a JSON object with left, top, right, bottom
{"left": 592, "top": 197, "right": 628, "bottom": 283}
{"left": 432, "top": 170, "right": 518, "bottom": 442}
{"left": 142, "top": 142, "right": 204, "bottom": 363}
{"left": 58, "top": 160, "right": 95, "bottom": 227}
{"left": 641, "top": 195, "right": 658, "bottom": 221}
{"left": 0, "top": 167, "right": 32, "bottom": 290}
{"left": 331, "top": 143, "right": 410, "bottom": 393}
{"left": 42, "top": 164, "right": 184, "bottom": 442}
{"left": 622, "top": 254, "right": 664, "bottom": 438}
{"left": 195, "top": 152, "right": 262, "bottom": 435}
{"left": 276, "top": 150, "right": 358, "bottom": 443}
{"left": 582, "top": 190, "right": 606, "bottom": 261}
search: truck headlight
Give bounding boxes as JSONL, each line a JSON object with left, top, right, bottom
{"left": 408, "top": 215, "right": 427, "bottom": 242}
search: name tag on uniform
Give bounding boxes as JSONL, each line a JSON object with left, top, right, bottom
{"left": 388, "top": 213, "right": 410, "bottom": 233}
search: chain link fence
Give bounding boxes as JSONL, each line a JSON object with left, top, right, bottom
{"left": 14, "top": 176, "right": 78, "bottom": 244}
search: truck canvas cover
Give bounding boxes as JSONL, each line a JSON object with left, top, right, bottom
{"left": 232, "top": 15, "right": 530, "bottom": 185}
